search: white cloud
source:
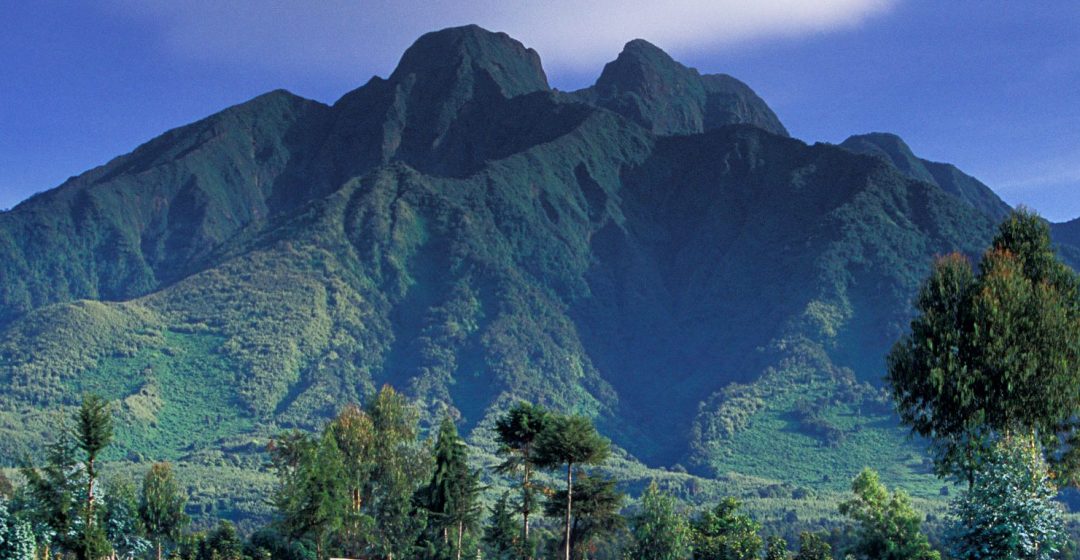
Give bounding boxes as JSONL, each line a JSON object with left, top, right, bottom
{"left": 110, "top": 0, "right": 894, "bottom": 83}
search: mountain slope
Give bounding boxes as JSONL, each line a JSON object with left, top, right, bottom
{"left": 0, "top": 25, "right": 1054, "bottom": 522}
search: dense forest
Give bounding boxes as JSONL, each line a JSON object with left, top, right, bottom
{"left": 3, "top": 211, "right": 1080, "bottom": 560}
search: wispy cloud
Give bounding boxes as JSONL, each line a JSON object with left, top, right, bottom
{"left": 110, "top": 0, "right": 894, "bottom": 82}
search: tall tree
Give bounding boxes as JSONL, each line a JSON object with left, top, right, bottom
{"left": 494, "top": 402, "right": 550, "bottom": 551}
{"left": 535, "top": 414, "right": 610, "bottom": 560}
{"left": 139, "top": 462, "right": 189, "bottom": 560}
{"left": 629, "top": 481, "right": 691, "bottom": 560}
{"left": 327, "top": 403, "right": 377, "bottom": 554}
{"left": 690, "top": 497, "right": 762, "bottom": 560}
{"left": 948, "top": 435, "right": 1065, "bottom": 560}
{"left": 269, "top": 429, "right": 348, "bottom": 560}
{"left": 417, "top": 417, "right": 482, "bottom": 560}
{"left": 887, "top": 209, "right": 1080, "bottom": 483}
{"left": 74, "top": 394, "right": 113, "bottom": 525}
{"left": 366, "top": 385, "right": 429, "bottom": 560}
{"left": 542, "top": 472, "right": 625, "bottom": 560}
{"left": 838, "top": 469, "right": 938, "bottom": 560}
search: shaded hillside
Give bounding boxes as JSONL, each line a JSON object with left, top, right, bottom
{"left": 0, "top": 24, "right": 1063, "bottom": 521}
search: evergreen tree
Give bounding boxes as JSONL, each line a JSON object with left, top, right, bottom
{"left": 535, "top": 414, "right": 610, "bottom": 560}
{"left": 74, "top": 394, "right": 113, "bottom": 526}
{"left": 630, "top": 481, "right": 691, "bottom": 560}
{"left": 838, "top": 469, "right": 938, "bottom": 560}
{"left": 793, "top": 532, "right": 830, "bottom": 560}
{"left": 417, "top": 417, "right": 482, "bottom": 560}
{"left": 542, "top": 472, "right": 625, "bottom": 560}
{"left": 948, "top": 435, "right": 1065, "bottom": 560}
{"left": 482, "top": 493, "right": 518, "bottom": 560}
{"left": 196, "top": 521, "right": 245, "bottom": 560}
{"left": 139, "top": 462, "right": 189, "bottom": 560}
{"left": 21, "top": 433, "right": 84, "bottom": 555}
{"left": 494, "top": 402, "right": 550, "bottom": 552}
{"left": 690, "top": 498, "right": 762, "bottom": 560}
{"left": 887, "top": 209, "right": 1080, "bottom": 483}
{"left": 764, "top": 535, "right": 789, "bottom": 560}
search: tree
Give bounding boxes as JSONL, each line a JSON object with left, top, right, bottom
{"left": 764, "top": 535, "right": 789, "bottom": 560}
{"left": 0, "top": 472, "right": 12, "bottom": 500}
{"left": 482, "top": 493, "right": 518, "bottom": 560}
{"left": 948, "top": 435, "right": 1065, "bottom": 560}
{"left": 543, "top": 472, "right": 625, "bottom": 560}
{"left": 887, "top": 209, "right": 1080, "bottom": 483}
{"left": 103, "top": 477, "right": 151, "bottom": 559}
{"left": 690, "top": 497, "right": 762, "bottom": 560}
{"left": 838, "top": 469, "right": 938, "bottom": 560}
{"left": 494, "top": 402, "right": 551, "bottom": 552}
{"left": 629, "top": 481, "right": 691, "bottom": 560}
{"left": 21, "top": 434, "right": 84, "bottom": 556}
{"left": 0, "top": 498, "right": 37, "bottom": 560}
{"left": 74, "top": 394, "right": 113, "bottom": 525}
{"left": 417, "top": 417, "right": 482, "bottom": 560}
{"left": 327, "top": 403, "right": 377, "bottom": 553}
{"left": 196, "top": 521, "right": 245, "bottom": 560}
{"left": 269, "top": 430, "right": 348, "bottom": 560}
{"left": 139, "top": 462, "right": 189, "bottom": 560}
{"left": 535, "top": 414, "right": 610, "bottom": 560}
{"left": 793, "top": 532, "right": 830, "bottom": 560}
{"left": 365, "top": 385, "right": 429, "bottom": 560}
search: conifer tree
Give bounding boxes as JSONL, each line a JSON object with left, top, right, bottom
{"left": 139, "top": 462, "right": 189, "bottom": 560}
{"left": 418, "top": 417, "right": 482, "bottom": 560}
{"left": 494, "top": 402, "right": 550, "bottom": 551}
{"left": 21, "top": 426, "right": 84, "bottom": 555}
{"left": 535, "top": 414, "right": 610, "bottom": 560}
{"left": 482, "top": 493, "right": 518, "bottom": 560}
{"left": 74, "top": 394, "right": 113, "bottom": 526}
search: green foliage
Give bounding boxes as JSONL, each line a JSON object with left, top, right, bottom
{"left": 629, "top": 481, "right": 691, "bottom": 560}
{"left": 764, "top": 535, "right": 789, "bottom": 560}
{"left": 482, "top": 492, "right": 518, "bottom": 560}
{"left": 269, "top": 430, "right": 348, "bottom": 560}
{"left": 838, "top": 469, "right": 938, "bottom": 560}
{"left": 494, "top": 401, "right": 551, "bottom": 547}
{"left": 417, "top": 417, "right": 483, "bottom": 560}
{"left": 0, "top": 498, "right": 37, "bottom": 560}
{"left": 888, "top": 209, "right": 1080, "bottom": 483}
{"left": 948, "top": 436, "right": 1065, "bottom": 560}
{"left": 140, "top": 462, "right": 189, "bottom": 560}
{"left": 21, "top": 432, "right": 85, "bottom": 554}
{"left": 543, "top": 472, "right": 626, "bottom": 559}
{"left": 103, "top": 477, "right": 151, "bottom": 559}
{"left": 691, "top": 497, "right": 762, "bottom": 560}
{"left": 793, "top": 532, "right": 830, "bottom": 560}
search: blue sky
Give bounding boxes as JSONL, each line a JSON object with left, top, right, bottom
{"left": 2, "top": 1, "right": 1078, "bottom": 220}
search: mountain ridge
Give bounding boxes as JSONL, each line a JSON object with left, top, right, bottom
{"left": 0, "top": 24, "right": 1074, "bottom": 524}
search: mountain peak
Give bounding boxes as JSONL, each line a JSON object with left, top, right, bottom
{"left": 390, "top": 25, "right": 549, "bottom": 98}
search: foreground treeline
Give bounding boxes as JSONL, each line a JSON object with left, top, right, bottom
{"left": 2, "top": 390, "right": 951, "bottom": 560}
{"left": 3, "top": 209, "right": 1080, "bottom": 560}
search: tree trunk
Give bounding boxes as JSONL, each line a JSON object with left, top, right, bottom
{"left": 456, "top": 520, "right": 464, "bottom": 560}
{"left": 523, "top": 445, "right": 532, "bottom": 556}
{"left": 564, "top": 462, "right": 573, "bottom": 560}
{"left": 156, "top": 540, "right": 162, "bottom": 560}
{"left": 87, "top": 457, "right": 96, "bottom": 523}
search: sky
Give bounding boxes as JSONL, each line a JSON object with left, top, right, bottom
{"left": 2, "top": 1, "right": 1078, "bottom": 220}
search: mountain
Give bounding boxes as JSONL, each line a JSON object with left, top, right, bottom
{"left": 0, "top": 25, "right": 1071, "bottom": 522}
